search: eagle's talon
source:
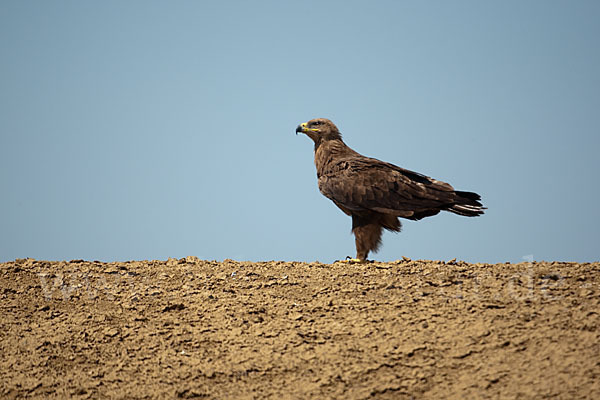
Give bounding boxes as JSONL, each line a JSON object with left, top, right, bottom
{"left": 337, "top": 257, "right": 366, "bottom": 264}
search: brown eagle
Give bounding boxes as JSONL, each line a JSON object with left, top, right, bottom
{"left": 296, "top": 118, "right": 485, "bottom": 262}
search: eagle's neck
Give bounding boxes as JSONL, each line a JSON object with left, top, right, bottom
{"left": 314, "top": 139, "right": 357, "bottom": 177}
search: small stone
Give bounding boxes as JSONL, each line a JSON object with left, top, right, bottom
{"left": 105, "top": 328, "right": 119, "bottom": 337}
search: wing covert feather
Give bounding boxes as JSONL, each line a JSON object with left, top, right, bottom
{"left": 318, "top": 158, "right": 457, "bottom": 215}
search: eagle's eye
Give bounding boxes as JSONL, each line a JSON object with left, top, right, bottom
{"left": 312, "top": 121, "right": 322, "bottom": 126}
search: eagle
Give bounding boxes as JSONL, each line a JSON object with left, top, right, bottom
{"left": 296, "top": 118, "right": 485, "bottom": 262}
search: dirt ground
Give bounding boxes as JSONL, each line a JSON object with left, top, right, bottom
{"left": 1, "top": 257, "right": 598, "bottom": 399}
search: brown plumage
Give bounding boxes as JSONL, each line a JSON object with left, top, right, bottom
{"left": 296, "top": 118, "right": 485, "bottom": 262}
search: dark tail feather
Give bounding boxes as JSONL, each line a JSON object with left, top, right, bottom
{"left": 448, "top": 191, "right": 486, "bottom": 217}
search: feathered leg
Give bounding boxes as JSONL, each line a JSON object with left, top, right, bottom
{"left": 351, "top": 214, "right": 384, "bottom": 262}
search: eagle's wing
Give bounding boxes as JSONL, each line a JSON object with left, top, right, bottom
{"left": 318, "top": 157, "right": 458, "bottom": 220}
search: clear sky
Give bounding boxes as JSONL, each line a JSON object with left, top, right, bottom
{"left": 1, "top": 1, "right": 599, "bottom": 264}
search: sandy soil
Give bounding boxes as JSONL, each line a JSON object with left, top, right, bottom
{"left": 1, "top": 257, "right": 598, "bottom": 399}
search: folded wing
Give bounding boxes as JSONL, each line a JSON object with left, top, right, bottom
{"left": 318, "top": 157, "right": 484, "bottom": 220}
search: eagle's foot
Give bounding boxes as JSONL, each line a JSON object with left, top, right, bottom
{"left": 337, "top": 256, "right": 371, "bottom": 264}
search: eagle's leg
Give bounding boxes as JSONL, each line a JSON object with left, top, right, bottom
{"left": 351, "top": 214, "right": 383, "bottom": 262}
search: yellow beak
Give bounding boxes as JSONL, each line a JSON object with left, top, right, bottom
{"left": 295, "top": 122, "right": 319, "bottom": 134}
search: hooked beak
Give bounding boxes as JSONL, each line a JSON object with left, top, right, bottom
{"left": 295, "top": 122, "right": 307, "bottom": 135}
{"left": 295, "top": 122, "right": 318, "bottom": 135}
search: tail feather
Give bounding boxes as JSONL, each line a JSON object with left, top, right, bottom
{"left": 448, "top": 191, "right": 486, "bottom": 217}
{"left": 455, "top": 190, "right": 482, "bottom": 202}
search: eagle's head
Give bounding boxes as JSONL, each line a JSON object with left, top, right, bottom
{"left": 296, "top": 118, "right": 342, "bottom": 143}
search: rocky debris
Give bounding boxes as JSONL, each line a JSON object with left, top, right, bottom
{"left": 0, "top": 258, "right": 598, "bottom": 399}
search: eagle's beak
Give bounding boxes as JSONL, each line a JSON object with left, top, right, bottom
{"left": 296, "top": 122, "right": 319, "bottom": 135}
{"left": 295, "top": 122, "right": 308, "bottom": 135}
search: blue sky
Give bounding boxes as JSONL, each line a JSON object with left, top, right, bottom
{"left": 1, "top": 1, "right": 599, "bottom": 263}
